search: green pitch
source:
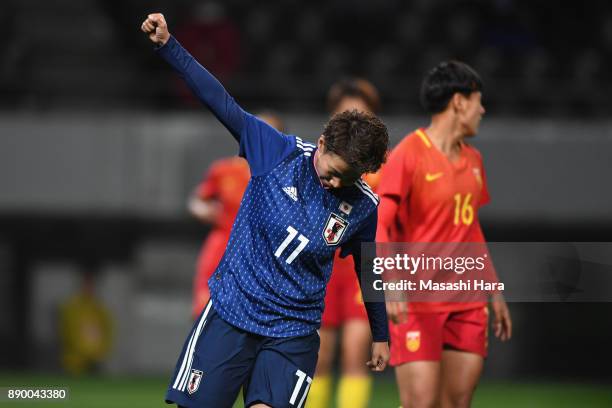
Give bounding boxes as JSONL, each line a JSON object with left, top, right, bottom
{"left": 0, "top": 373, "right": 610, "bottom": 408}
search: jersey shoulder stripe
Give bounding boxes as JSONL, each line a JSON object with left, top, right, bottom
{"left": 296, "top": 137, "right": 316, "bottom": 149}
{"left": 296, "top": 137, "right": 316, "bottom": 156}
{"left": 415, "top": 128, "right": 432, "bottom": 148}
{"left": 355, "top": 179, "right": 379, "bottom": 205}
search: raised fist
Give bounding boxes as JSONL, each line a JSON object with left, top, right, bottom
{"left": 141, "top": 13, "right": 170, "bottom": 46}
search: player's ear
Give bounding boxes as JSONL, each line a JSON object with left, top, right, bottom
{"left": 451, "top": 93, "right": 465, "bottom": 113}
{"left": 317, "top": 135, "right": 326, "bottom": 151}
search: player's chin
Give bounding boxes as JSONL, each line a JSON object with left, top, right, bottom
{"left": 465, "top": 124, "right": 479, "bottom": 137}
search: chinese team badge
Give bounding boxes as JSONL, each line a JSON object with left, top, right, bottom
{"left": 406, "top": 331, "right": 421, "bottom": 352}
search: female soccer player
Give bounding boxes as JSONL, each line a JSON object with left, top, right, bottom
{"left": 308, "top": 78, "right": 382, "bottom": 408}
{"left": 376, "top": 61, "right": 512, "bottom": 408}
{"left": 141, "top": 13, "right": 390, "bottom": 408}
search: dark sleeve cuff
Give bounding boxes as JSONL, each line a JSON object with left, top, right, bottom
{"left": 364, "top": 301, "right": 390, "bottom": 342}
{"left": 154, "top": 35, "right": 177, "bottom": 52}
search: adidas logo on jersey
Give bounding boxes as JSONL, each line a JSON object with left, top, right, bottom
{"left": 283, "top": 186, "right": 298, "bottom": 201}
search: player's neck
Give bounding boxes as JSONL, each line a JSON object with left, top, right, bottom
{"left": 425, "top": 116, "right": 464, "bottom": 158}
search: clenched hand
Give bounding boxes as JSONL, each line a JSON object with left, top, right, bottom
{"left": 366, "top": 341, "right": 390, "bottom": 372}
{"left": 141, "top": 13, "right": 170, "bottom": 46}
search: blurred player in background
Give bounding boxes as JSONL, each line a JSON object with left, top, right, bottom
{"left": 59, "top": 271, "right": 113, "bottom": 375}
{"left": 189, "top": 112, "right": 285, "bottom": 318}
{"left": 376, "top": 61, "right": 512, "bottom": 408}
{"left": 142, "top": 13, "right": 390, "bottom": 408}
{"left": 308, "top": 78, "right": 382, "bottom": 408}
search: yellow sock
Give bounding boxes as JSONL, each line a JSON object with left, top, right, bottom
{"left": 305, "top": 375, "right": 332, "bottom": 408}
{"left": 337, "top": 375, "right": 372, "bottom": 408}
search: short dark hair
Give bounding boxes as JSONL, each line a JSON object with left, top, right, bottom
{"left": 322, "top": 110, "right": 388, "bottom": 174}
{"left": 327, "top": 78, "right": 381, "bottom": 114}
{"left": 420, "top": 61, "right": 483, "bottom": 114}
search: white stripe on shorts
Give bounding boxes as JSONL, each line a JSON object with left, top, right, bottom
{"left": 172, "top": 300, "right": 213, "bottom": 390}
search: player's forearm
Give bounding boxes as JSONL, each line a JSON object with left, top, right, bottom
{"left": 188, "top": 196, "right": 221, "bottom": 225}
{"left": 353, "top": 246, "right": 390, "bottom": 342}
{"left": 364, "top": 301, "right": 390, "bottom": 342}
{"left": 156, "top": 36, "right": 245, "bottom": 141}
{"left": 475, "top": 225, "right": 502, "bottom": 291}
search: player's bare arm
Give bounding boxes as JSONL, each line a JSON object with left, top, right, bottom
{"left": 376, "top": 194, "right": 409, "bottom": 324}
{"left": 141, "top": 13, "right": 170, "bottom": 46}
{"left": 491, "top": 293, "right": 512, "bottom": 341}
{"left": 385, "top": 301, "right": 408, "bottom": 324}
{"left": 188, "top": 194, "right": 222, "bottom": 225}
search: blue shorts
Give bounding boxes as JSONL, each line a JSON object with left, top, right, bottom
{"left": 165, "top": 301, "right": 320, "bottom": 408}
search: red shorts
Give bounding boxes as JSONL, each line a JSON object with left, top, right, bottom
{"left": 321, "top": 252, "right": 368, "bottom": 328}
{"left": 389, "top": 306, "right": 488, "bottom": 366}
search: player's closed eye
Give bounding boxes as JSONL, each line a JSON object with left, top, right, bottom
{"left": 342, "top": 176, "right": 359, "bottom": 185}
{"left": 339, "top": 171, "right": 361, "bottom": 184}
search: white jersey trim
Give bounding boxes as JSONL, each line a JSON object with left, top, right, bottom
{"left": 296, "top": 137, "right": 316, "bottom": 157}
{"left": 355, "top": 179, "right": 379, "bottom": 205}
{"left": 173, "top": 301, "right": 213, "bottom": 392}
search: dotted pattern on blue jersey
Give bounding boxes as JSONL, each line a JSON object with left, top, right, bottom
{"left": 209, "top": 137, "right": 379, "bottom": 338}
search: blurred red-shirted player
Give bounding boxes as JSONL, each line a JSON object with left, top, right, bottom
{"left": 189, "top": 112, "right": 285, "bottom": 318}
{"left": 307, "top": 78, "right": 382, "bottom": 408}
{"left": 376, "top": 61, "right": 512, "bottom": 408}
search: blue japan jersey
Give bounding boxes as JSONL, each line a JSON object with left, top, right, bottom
{"left": 157, "top": 36, "right": 387, "bottom": 341}
{"left": 210, "top": 133, "right": 379, "bottom": 337}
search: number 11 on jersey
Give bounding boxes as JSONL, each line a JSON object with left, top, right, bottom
{"left": 275, "top": 226, "right": 310, "bottom": 264}
{"left": 289, "top": 369, "right": 312, "bottom": 407}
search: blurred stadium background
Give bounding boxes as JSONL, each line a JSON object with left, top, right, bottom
{"left": 1, "top": 0, "right": 611, "bottom": 407}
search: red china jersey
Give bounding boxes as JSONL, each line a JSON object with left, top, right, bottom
{"left": 377, "top": 128, "right": 491, "bottom": 313}
{"left": 197, "top": 157, "right": 251, "bottom": 233}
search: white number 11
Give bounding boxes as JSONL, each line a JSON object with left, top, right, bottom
{"left": 274, "top": 226, "right": 309, "bottom": 264}
{"left": 289, "top": 369, "right": 312, "bottom": 407}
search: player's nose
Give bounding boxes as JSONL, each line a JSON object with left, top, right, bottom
{"left": 329, "top": 178, "right": 341, "bottom": 188}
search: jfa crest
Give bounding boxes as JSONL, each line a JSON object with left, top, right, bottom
{"left": 406, "top": 331, "right": 421, "bottom": 352}
{"left": 187, "top": 369, "right": 203, "bottom": 395}
{"left": 322, "top": 213, "right": 349, "bottom": 246}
